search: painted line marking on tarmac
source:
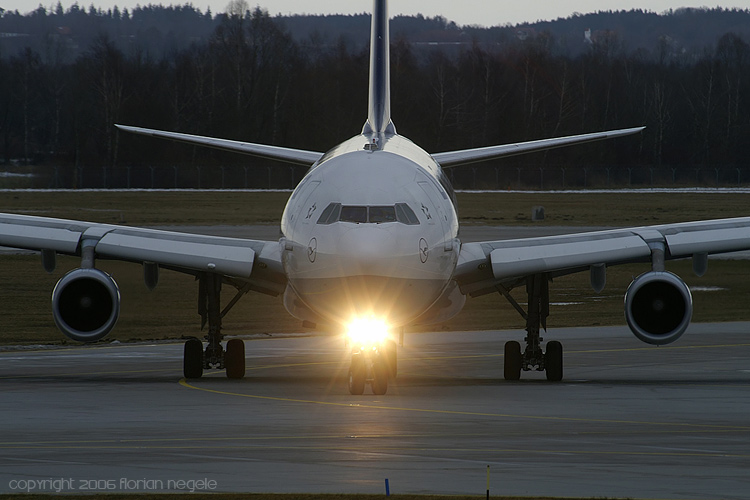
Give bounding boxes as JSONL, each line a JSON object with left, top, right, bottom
{"left": 2, "top": 338, "right": 749, "bottom": 383}
{"left": 3, "top": 428, "right": 744, "bottom": 451}
{"left": 177, "top": 378, "right": 750, "bottom": 432}
{"left": 0, "top": 368, "right": 174, "bottom": 380}
{"left": 2, "top": 442, "right": 748, "bottom": 459}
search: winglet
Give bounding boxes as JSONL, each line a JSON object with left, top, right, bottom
{"left": 362, "top": 0, "right": 396, "bottom": 137}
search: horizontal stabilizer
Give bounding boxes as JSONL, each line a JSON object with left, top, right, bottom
{"left": 116, "top": 125, "right": 323, "bottom": 166}
{"left": 432, "top": 126, "right": 645, "bottom": 168}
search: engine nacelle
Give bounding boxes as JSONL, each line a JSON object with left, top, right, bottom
{"left": 52, "top": 268, "right": 121, "bottom": 343}
{"left": 624, "top": 271, "right": 692, "bottom": 345}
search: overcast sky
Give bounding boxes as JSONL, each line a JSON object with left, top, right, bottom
{"left": 4, "top": 0, "right": 750, "bottom": 26}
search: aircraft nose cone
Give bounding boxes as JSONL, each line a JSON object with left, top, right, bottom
{"left": 337, "top": 225, "right": 401, "bottom": 274}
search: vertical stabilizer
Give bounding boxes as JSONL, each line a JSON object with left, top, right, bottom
{"left": 363, "top": 0, "right": 396, "bottom": 136}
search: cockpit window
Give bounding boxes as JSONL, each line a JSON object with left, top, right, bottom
{"left": 316, "top": 203, "right": 420, "bottom": 225}
{"left": 339, "top": 206, "right": 368, "bottom": 223}
{"left": 395, "top": 203, "right": 420, "bottom": 225}
{"left": 369, "top": 206, "right": 397, "bottom": 223}
{"left": 316, "top": 202, "right": 341, "bottom": 224}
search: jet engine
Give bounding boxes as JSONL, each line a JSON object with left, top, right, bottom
{"left": 624, "top": 271, "right": 692, "bottom": 345}
{"left": 52, "top": 268, "right": 121, "bottom": 342}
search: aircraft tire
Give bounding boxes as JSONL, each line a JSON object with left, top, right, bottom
{"left": 348, "top": 353, "right": 366, "bottom": 395}
{"left": 545, "top": 341, "right": 563, "bottom": 382}
{"left": 384, "top": 340, "right": 397, "bottom": 379}
{"left": 371, "top": 354, "right": 389, "bottom": 395}
{"left": 225, "top": 339, "right": 246, "bottom": 379}
{"left": 504, "top": 340, "right": 522, "bottom": 381}
{"left": 184, "top": 338, "right": 203, "bottom": 379}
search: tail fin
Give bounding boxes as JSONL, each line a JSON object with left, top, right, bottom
{"left": 363, "top": 0, "right": 396, "bottom": 137}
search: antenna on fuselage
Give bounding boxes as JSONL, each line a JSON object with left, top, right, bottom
{"left": 362, "top": 0, "right": 396, "bottom": 137}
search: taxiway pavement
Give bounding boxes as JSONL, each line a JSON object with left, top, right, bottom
{"left": 2, "top": 323, "right": 750, "bottom": 498}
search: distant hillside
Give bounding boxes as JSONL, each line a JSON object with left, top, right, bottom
{"left": 235, "top": 8, "right": 750, "bottom": 58}
{"left": 1, "top": 5, "right": 749, "bottom": 61}
{"left": 505, "top": 8, "right": 750, "bottom": 56}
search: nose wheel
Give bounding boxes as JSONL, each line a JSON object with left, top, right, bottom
{"left": 347, "top": 349, "right": 392, "bottom": 395}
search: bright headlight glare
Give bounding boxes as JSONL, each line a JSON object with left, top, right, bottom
{"left": 347, "top": 317, "right": 389, "bottom": 347}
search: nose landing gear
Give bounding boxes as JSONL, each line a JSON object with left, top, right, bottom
{"left": 347, "top": 340, "right": 396, "bottom": 395}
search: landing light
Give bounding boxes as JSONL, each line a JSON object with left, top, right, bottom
{"left": 346, "top": 317, "right": 389, "bottom": 348}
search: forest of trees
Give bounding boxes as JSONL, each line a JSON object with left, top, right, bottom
{"left": 1, "top": 4, "right": 749, "bottom": 189}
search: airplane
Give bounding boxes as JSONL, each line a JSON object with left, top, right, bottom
{"left": 2, "top": 0, "right": 750, "bottom": 395}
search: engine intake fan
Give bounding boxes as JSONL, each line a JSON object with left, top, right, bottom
{"left": 52, "top": 268, "right": 121, "bottom": 342}
{"left": 624, "top": 271, "right": 692, "bottom": 345}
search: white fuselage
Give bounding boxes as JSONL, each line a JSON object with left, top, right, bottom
{"left": 280, "top": 133, "right": 461, "bottom": 330}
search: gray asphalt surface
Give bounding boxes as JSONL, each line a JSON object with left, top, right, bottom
{"left": 2, "top": 322, "right": 750, "bottom": 498}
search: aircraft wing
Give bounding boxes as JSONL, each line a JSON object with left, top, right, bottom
{"left": 0, "top": 213, "right": 286, "bottom": 295}
{"left": 455, "top": 217, "right": 750, "bottom": 296}
{"left": 115, "top": 125, "right": 323, "bottom": 166}
{"left": 432, "top": 127, "right": 645, "bottom": 168}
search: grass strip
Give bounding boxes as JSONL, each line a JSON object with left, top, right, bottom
{"left": 1, "top": 190, "right": 749, "bottom": 227}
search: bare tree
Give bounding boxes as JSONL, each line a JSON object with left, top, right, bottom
{"left": 86, "top": 35, "right": 126, "bottom": 168}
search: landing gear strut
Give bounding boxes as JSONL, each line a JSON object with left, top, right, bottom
{"left": 346, "top": 337, "right": 396, "bottom": 396}
{"left": 344, "top": 320, "right": 398, "bottom": 395}
{"left": 498, "top": 273, "right": 563, "bottom": 382}
{"left": 347, "top": 347, "right": 392, "bottom": 395}
{"left": 183, "top": 273, "right": 246, "bottom": 380}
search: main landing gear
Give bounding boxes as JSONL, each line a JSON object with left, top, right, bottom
{"left": 498, "top": 273, "right": 563, "bottom": 382}
{"left": 183, "top": 273, "right": 246, "bottom": 380}
{"left": 347, "top": 339, "right": 397, "bottom": 395}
